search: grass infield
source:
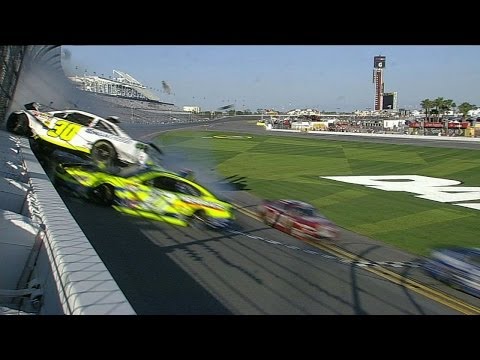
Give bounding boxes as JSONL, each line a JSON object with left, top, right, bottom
{"left": 156, "top": 130, "right": 480, "bottom": 256}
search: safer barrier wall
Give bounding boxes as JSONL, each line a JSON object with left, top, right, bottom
{"left": 19, "top": 136, "right": 135, "bottom": 314}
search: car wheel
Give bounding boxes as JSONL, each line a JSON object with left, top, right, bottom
{"left": 264, "top": 214, "right": 274, "bottom": 226}
{"left": 190, "top": 210, "right": 209, "bottom": 229}
{"left": 257, "top": 210, "right": 265, "bottom": 223}
{"left": 91, "top": 140, "right": 117, "bottom": 165}
{"left": 6, "top": 113, "right": 31, "bottom": 136}
{"left": 91, "top": 184, "right": 115, "bottom": 206}
{"left": 35, "top": 139, "right": 55, "bottom": 156}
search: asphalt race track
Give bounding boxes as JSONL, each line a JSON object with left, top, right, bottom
{"left": 47, "top": 118, "right": 480, "bottom": 314}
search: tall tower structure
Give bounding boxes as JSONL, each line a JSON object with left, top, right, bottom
{"left": 372, "top": 55, "right": 386, "bottom": 111}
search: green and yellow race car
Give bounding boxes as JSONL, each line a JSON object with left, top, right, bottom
{"left": 54, "top": 162, "right": 234, "bottom": 228}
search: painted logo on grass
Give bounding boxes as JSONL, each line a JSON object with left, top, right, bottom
{"left": 321, "top": 175, "right": 480, "bottom": 211}
{"left": 202, "top": 135, "right": 252, "bottom": 139}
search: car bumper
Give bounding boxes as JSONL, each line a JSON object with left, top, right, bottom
{"left": 204, "top": 217, "right": 234, "bottom": 229}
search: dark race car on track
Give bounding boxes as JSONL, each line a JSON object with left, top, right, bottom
{"left": 423, "top": 247, "right": 480, "bottom": 298}
{"left": 257, "top": 199, "right": 339, "bottom": 240}
{"left": 6, "top": 102, "right": 162, "bottom": 166}
{"left": 54, "top": 162, "right": 234, "bottom": 229}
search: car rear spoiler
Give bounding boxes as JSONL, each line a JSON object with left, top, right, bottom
{"left": 24, "top": 102, "right": 57, "bottom": 112}
{"left": 24, "top": 102, "right": 40, "bottom": 111}
{"left": 106, "top": 116, "right": 120, "bottom": 123}
{"left": 148, "top": 142, "right": 163, "bottom": 155}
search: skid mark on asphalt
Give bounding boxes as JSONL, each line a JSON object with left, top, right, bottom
{"left": 226, "top": 229, "right": 422, "bottom": 269}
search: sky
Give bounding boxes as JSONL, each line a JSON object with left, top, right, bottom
{"left": 61, "top": 45, "right": 480, "bottom": 113}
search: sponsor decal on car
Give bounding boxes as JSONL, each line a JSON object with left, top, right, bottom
{"left": 84, "top": 128, "right": 132, "bottom": 144}
{"left": 179, "top": 195, "right": 226, "bottom": 210}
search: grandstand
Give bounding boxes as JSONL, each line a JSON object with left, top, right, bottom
{"left": 69, "top": 70, "right": 169, "bottom": 103}
{"left": 68, "top": 70, "right": 202, "bottom": 125}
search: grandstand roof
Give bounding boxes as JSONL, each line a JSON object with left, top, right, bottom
{"left": 69, "top": 70, "right": 162, "bottom": 102}
{"left": 113, "top": 70, "right": 160, "bottom": 101}
{"left": 113, "top": 70, "right": 143, "bottom": 86}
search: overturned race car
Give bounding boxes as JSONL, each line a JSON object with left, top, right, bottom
{"left": 54, "top": 162, "right": 235, "bottom": 229}
{"left": 6, "top": 102, "right": 162, "bottom": 166}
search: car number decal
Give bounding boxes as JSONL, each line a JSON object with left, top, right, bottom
{"left": 46, "top": 120, "right": 81, "bottom": 141}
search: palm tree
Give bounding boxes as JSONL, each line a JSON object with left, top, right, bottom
{"left": 420, "top": 99, "right": 434, "bottom": 122}
{"left": 440, "top": 99, "right": 456, "bottom": 119}
{"left": 432, "top": 97, "right": 446, "bottom": 122}
{"left": 458, "top": 102, "right": 477, "bottom": 119}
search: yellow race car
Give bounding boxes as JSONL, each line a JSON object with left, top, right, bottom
{"left": 54, "top": 162, "right": 234, "bottom": 229}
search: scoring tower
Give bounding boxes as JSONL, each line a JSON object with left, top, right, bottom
{"left": 372, "top": 56, "right": 386, "bottom": 111}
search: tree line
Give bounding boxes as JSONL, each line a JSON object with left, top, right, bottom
{"left": 420, "top": 98, "right": 477, "bottom": 122}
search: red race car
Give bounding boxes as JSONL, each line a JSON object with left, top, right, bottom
{"left": 257, "top": 199, "right": 339, "bottom": 240}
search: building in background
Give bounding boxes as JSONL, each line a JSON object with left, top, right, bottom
{"left": 382, "top": 92, "right": 398, "bottom": 110}
{"left": 183, "top": 106, "right": 200, "bottom": 113}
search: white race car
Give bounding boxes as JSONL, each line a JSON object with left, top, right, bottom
{"left": 6, "top": 103, "right": 162, "bottom": 166}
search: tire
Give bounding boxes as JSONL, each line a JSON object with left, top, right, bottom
{"left": 264, "top": 211, "right": 281, "bottom": 227}
{"left": 35, "top": 139, "right": 55, "bottom": 156}
{"left": 91, "top": 140, "right": 117, "bottom": 165}
{"left": 264, "top": 213, "right": 274, "bottom": 226}
{"left": 91, "top": 184, "right": 115, "bottom": 206}
{"left": 190, "top": 210, "right": 208, "bottom": 229}
{"left": 6, "top": 113, "right": 31, "bottom": 136}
